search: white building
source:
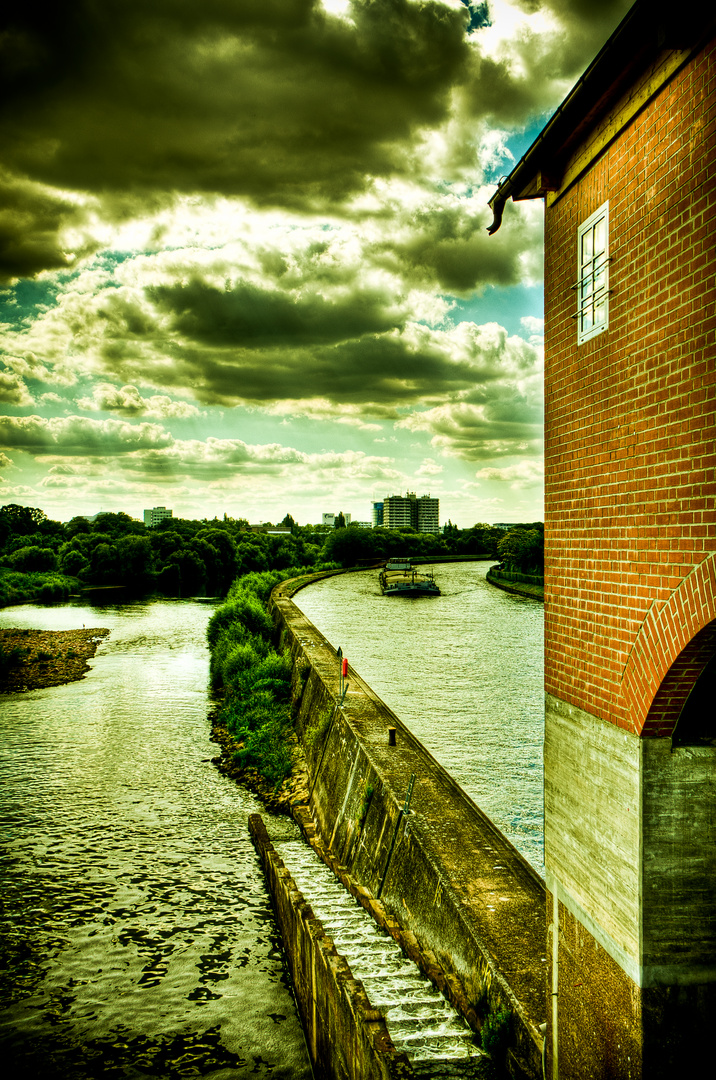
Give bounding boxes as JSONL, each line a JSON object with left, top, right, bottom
{"left": 322, "top": 512, "right": 351, "bottom": 527}
{"left": 143, "top": 505, "right": 173, "bottom": 527}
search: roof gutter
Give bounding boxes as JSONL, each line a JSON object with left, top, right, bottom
{"left": 486, "top": 0, "right": 699, "bottom": 234}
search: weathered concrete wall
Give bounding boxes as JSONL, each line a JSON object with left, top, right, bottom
{"left": 249, "top": 813, "right": 414, "bottom": 1080}
{"left": 642, "top": 737, "right": 716, "bottom": 978}
{"left": 271, "top": 575, "right": 547, "bottom": 1080}
{"left": 544, "top": 694, "right": 641, "bottom": 978}
{"left": 545, "top": 692, "right": 716, "bottom": 1077}
{"left": 546, "top": 690, "right": 716, "bottom": 982}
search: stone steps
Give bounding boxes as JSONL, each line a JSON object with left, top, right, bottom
{"left": 274, "top": 838, "right": 496, "bottom": 1078}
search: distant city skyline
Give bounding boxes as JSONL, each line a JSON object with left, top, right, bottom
{"left": 0, "top": 2, "right": 632, "bottom": 528}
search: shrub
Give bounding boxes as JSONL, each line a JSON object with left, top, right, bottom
{"left": 221, "top": 640, "right": 265, "bottom": 686}
{"left": 240, "top": 650, "right": 292, "bottom": 699}
{"left": 481, "top": 1008, "right": 511, "bottom": 1058}
{"left": 207, "top": 593, "right": 272, "bottom": 651}
{"left": 232, "top": 717, "right": 293, "bottom": 789}
{"left": 208, "top": 563, "right": 327, "bottom": 789}
{"left": 0, "top": 645, "right": 25, "bottom": 678}
{"left": 6, "top": 545, "right": 58, "bottom": 573}
{"left": 227, "top": 570, "right": 286, "bottom": 605}
{"left": 36, "top": 575, "right": 71, "bottom": 603}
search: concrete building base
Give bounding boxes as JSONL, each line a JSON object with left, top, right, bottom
{"left": 545, "top": 694, "right": 716, "bottom": 1078}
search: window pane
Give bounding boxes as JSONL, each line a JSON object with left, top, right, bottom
{"left": 594, "top": 218, "right": 606, "bottom": 254}
{"left": 578, "top": 203, "right": 608, "bottom": 342}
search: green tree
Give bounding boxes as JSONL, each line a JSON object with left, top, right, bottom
{"left": 5, "top": 545, "right": 58, "bottom": 572}
{"left": 116, "top": 534, "right": 154, "bottom": 586}
{"left": 91, "top": 512, "right": 142, "bottom": 537}
{"left": 0, "top": 504, "right": 47, "bottom": 535}
{"left": 59, "top": 547, "right": 90, "bottom": 578}
{"left": 196, "top": 528, "right": 238, "bottom": 591}
{"left": 497, "top": 528, "right": 544, "bottom": 574}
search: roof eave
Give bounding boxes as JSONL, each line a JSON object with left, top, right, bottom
{"left": 486, "top": 0, "right": 707, "bottom": 234}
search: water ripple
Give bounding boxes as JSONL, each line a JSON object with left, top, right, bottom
{"left": 0, "top": 599, "right": 311, "bottom": 1079}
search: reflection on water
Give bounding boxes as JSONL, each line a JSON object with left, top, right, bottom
{"left": 294, "top": 562, "right": 545, "bottom": 873}
{"left": 0, "top": 599, "right": 311, "bottom": 1080}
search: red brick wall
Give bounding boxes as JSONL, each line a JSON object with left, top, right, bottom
{"left": 544, "top": 40, "right": 716, "bottom": 734}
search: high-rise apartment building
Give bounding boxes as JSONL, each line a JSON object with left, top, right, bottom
{"left": 416, "top": 495, "right": 439, "bottom": 534}
{"left": 380, "top": 492, "right": 439, "bottom": 534}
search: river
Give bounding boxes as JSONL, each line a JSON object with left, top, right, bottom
{"left": 0, "top": 566, "right": 543, "bottom": 1076}
{"left": 293, "top": 562, "right": 545, "bottom": 873}
{"left": 0, "top": 598, "right": 312, "bottom": 1080}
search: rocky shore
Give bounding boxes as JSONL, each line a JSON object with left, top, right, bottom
{"left": 209, "top": 712, "right": 311, "bottom": 815}
{"left": 0, "top": 627, "right": 110, "bottom": 693}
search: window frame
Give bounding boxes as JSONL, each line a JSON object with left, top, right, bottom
{"left": 576, "top": 201, "right": 610, "bottom": 345}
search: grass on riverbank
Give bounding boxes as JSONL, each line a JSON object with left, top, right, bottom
{"left": 208, "top": 569, "right": 303, "bottom": 789}
{"left": 0, "top": 569, "right": 78, "bottom": 607}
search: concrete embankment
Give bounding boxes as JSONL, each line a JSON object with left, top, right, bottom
{"left": 270, "top": 573, "right": 546, "bottom": 1080}
{"left": 485, "top": 569, "right": 544, "bottom": 602}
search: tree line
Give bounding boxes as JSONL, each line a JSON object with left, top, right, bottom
{"left": 0, "top": 503, "right": 543, "bottom": 605}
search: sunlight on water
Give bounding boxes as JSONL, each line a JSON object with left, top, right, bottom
{"left": 0, "top": 599, "right": 311, "bottom": 1080}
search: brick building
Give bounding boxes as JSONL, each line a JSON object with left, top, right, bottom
{"left": 489, "top": 3, "right": 715, "bottom": 1076}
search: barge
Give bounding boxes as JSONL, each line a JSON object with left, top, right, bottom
{"left": 378, "top": 558, "right": 440, "bottom": 597}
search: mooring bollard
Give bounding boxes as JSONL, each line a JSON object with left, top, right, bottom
{"left": 388, "top": 727, "right": 396, "bottom": 746}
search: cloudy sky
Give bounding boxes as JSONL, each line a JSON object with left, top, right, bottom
{"left": 0, "top": 0, "right": 631, "bottom": 526}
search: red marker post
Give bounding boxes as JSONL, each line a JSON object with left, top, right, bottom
{"left": 340, "top": 656, "right": 348, "bottom": 700}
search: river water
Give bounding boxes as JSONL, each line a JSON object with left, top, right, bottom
{"left": 294, "top": 562, "right": 545, "bottom": 873}
{"left": 0, "top": 567, "right": 543, "bottom": 1077}
{"left": 0, "top": 599, "right": 312, "bottom": 1080}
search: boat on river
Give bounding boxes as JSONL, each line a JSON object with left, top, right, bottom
{"left": 378, "top": 558, "right": 441, "bottom": 597}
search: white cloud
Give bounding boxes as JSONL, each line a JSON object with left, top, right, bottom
{"left": 474, "top": 459, "right": 544, "bottom": 488}
{"left": 77, "top": 383, "right": 201, "bottom": 419}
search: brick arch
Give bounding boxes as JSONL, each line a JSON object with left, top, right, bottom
{"left": 621, "top": 553, "right": 716, "bottom": 736}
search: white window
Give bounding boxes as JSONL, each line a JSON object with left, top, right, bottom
{"left": 577, "top": 202, "right": 609, "bottom": 344}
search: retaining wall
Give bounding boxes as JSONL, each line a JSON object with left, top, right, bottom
{"left": 271, "top": 574, "right": 547, "bottom": 1080}
{"left": 485, "top": 569, "right": 544, "bottom": 602}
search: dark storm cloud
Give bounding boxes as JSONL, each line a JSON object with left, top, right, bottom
{"left": 377, "top": 198, "right": 541, "bottom": 292}
{"left": 459, "top": 0, "right": 633, "bottom": 125}
{"left": 98, "top": 331, "right": 478, "bottom": 409}
{"left": 0, "top": 171, "right": 99, "bottom": 284}
{"left": 147, "top": 277, "right": 402, "bottom": 347}
{"left": 401, "top": 397, "right": 542, "bottom": 459}
{"left": 0, "top": 1, "right": 469, "bottom": 207}
{"left": 0, "top": 2, "right": 635, "bottom": 279}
